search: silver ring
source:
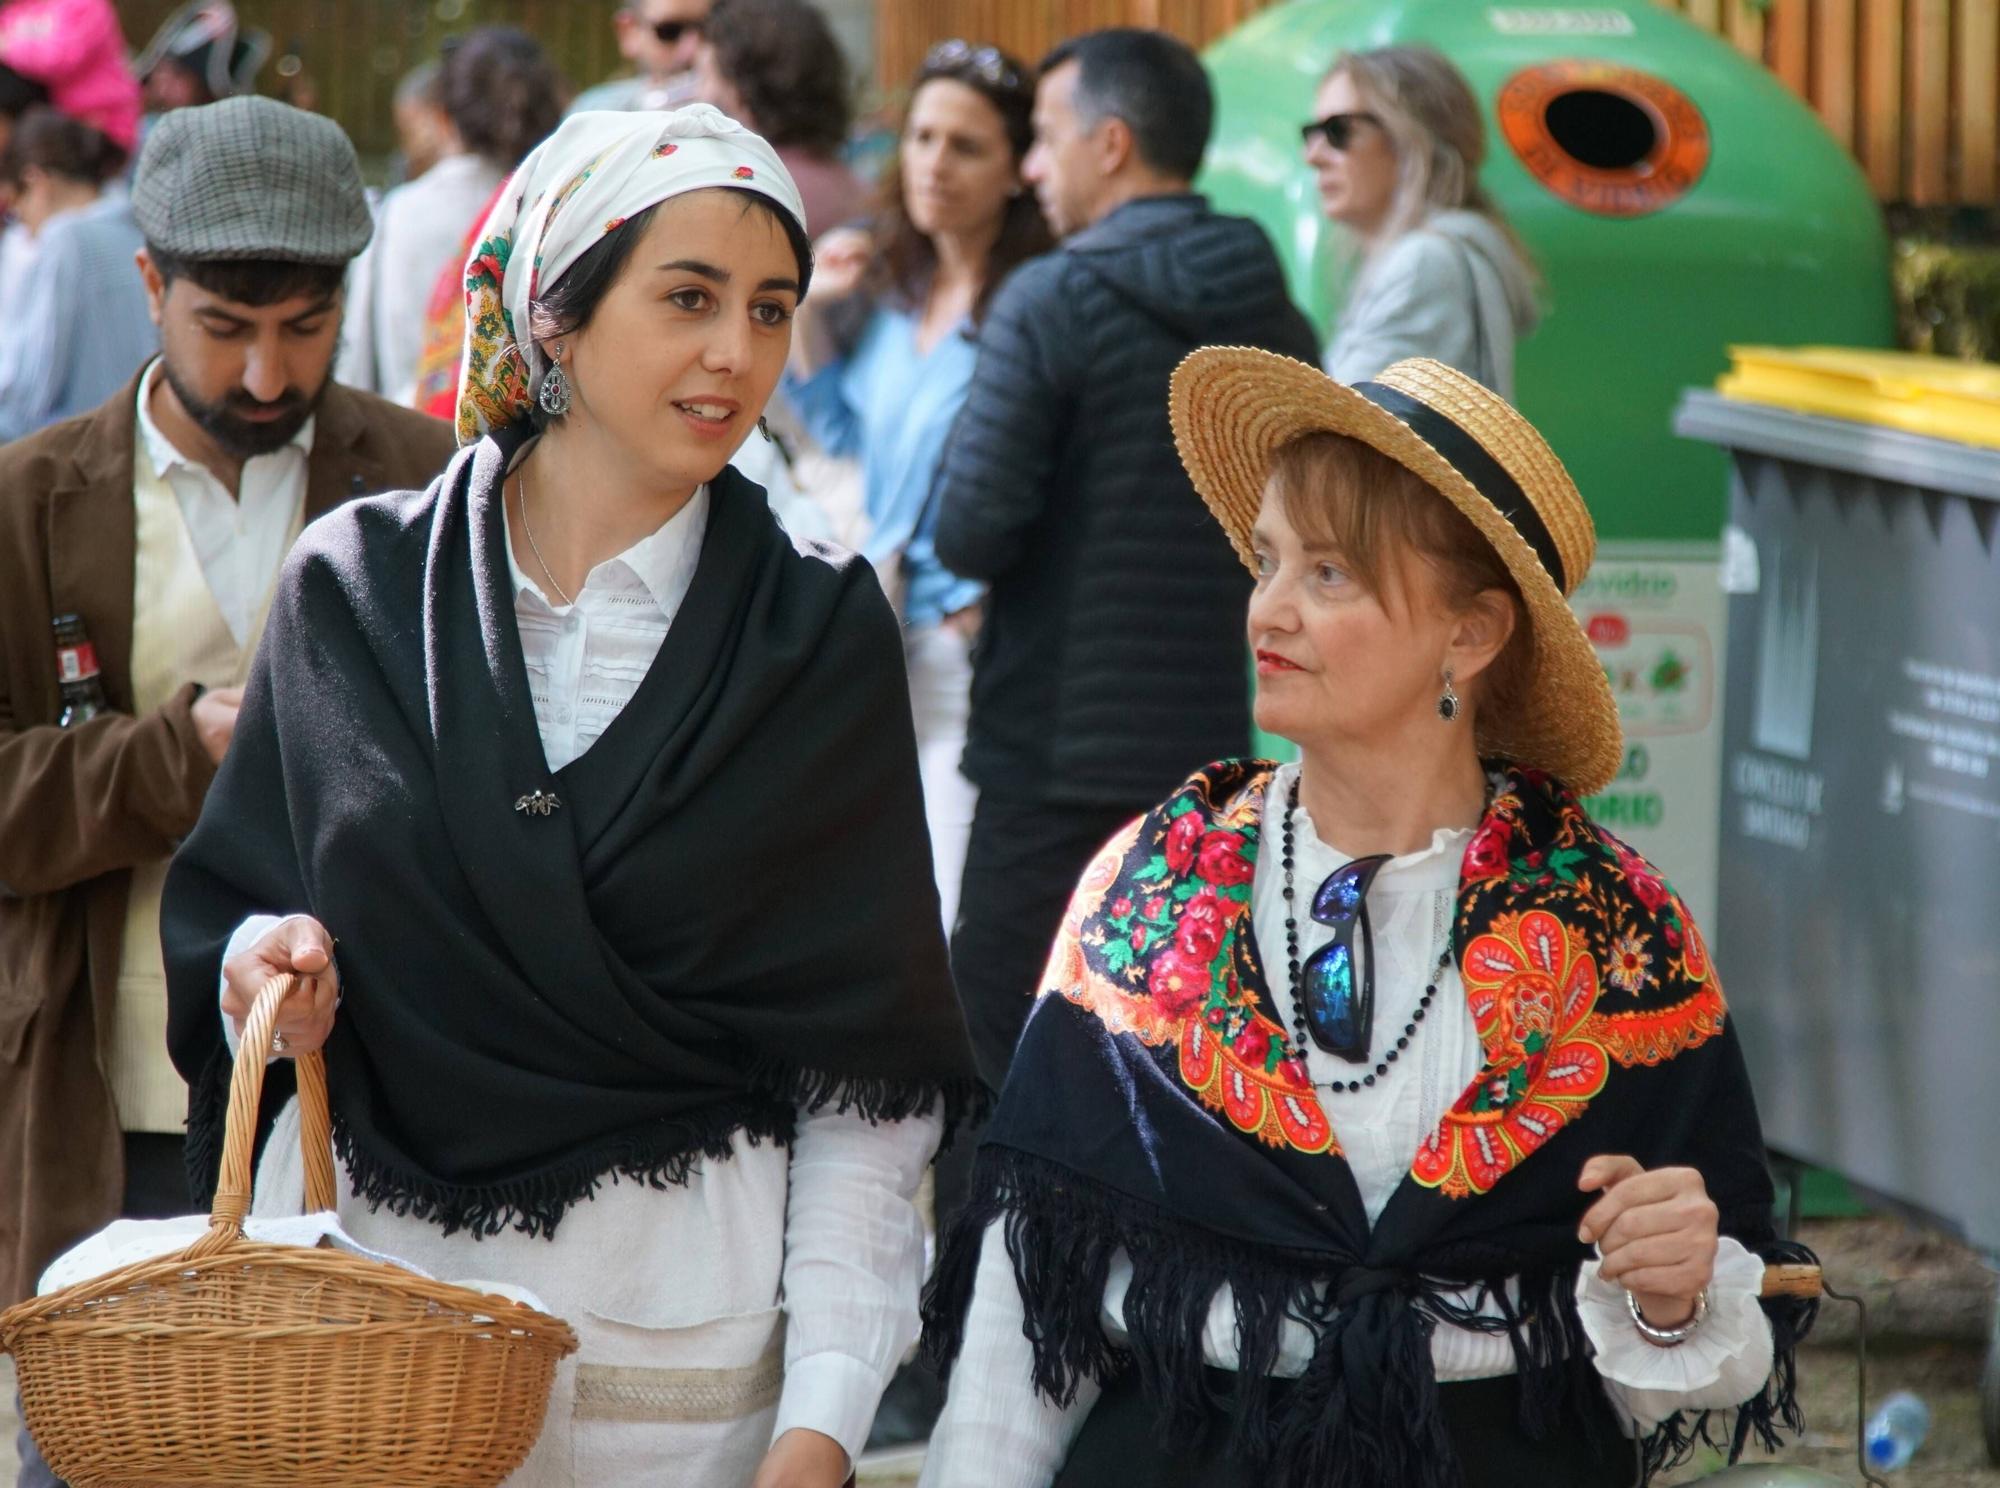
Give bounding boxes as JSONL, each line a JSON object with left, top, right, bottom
{"left": 271, "top": 1031, "right": 289, "bottom": 1053}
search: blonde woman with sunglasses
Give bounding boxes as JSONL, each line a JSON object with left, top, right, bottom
{"left": 1305, "top": 46, "right": 1539, "bottom": 400}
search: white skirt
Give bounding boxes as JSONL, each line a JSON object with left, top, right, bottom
{"left": 253, "top": 1098, "right": 791, "bottom": 1486}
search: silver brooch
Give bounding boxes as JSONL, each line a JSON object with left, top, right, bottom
{"left": 514, "top": 789, "right": 563, "bottom": 817}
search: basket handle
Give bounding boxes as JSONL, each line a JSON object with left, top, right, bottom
{"left": 1760, "top": 1262, "right": 1822, "bottom": 1299}
{"left": 186, "top": 973, "right": 338, "bottom": 1259}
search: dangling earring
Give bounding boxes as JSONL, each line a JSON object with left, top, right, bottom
{"left": 537, "top": 348, "right": 572, "bottom": 418}
{"left": 1437, "top": 667, "right": 1460, "bottom": 724}
{"left": 758, "top": 415, "right": 771, "bottom": 440}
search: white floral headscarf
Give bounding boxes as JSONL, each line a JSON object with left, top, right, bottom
{"left": 454, "top": 104, "right": 808, "bottom": 444}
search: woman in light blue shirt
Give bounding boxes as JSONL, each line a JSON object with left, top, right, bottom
{"left": 785, "top": 39, "right": 1049, "bottom": 931}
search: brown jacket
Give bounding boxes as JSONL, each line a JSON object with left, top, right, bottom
{"left": 0, "top": 371, "right": 457, "bottom": 1304}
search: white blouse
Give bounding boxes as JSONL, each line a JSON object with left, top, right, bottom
{"left": 225, "top": 479, "right": 940, "bottom": 1481}
{"left": 919, "top": 762, "right": 1772, "bottom": 1487}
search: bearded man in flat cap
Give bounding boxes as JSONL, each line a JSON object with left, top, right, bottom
{"left": 0, "top": 96, "right": 454, "bottom": 1384}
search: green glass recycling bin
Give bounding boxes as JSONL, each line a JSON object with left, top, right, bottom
{"left": 1199, "top": 0, "right": 1894, "bottom": 543}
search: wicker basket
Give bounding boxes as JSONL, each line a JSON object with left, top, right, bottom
{"left": 0, "top": 974, "right": 579, "bottom": 1487}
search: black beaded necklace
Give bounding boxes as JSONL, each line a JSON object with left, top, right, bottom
{"left": 1281, "top": 773, "right": 1455, "bottom": 1095}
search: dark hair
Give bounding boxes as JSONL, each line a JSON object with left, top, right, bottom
{"left": 869, "top": 43, "right": 1051, "bottom": 327}
{"left": 0, "top": 62, "right": 49, "bottom": 122}
{"left": 145, "top": 244, "right": 347, "bottom": 308}
{"left": 1, "top": 106, "right": 126, "bottom": 187}
{"left": 1040, "top": 27, "right": 1213, "bottom": 181}
{"left": 522, "top": 188, "right": 814, "bottom": 428}
{"left": 703, "top": 0, "right": 851, "bottom": 154}
{"left": 439, "top": 27, "right": 567, "bottom": 172}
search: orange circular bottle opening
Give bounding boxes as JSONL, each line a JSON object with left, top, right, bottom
{"left": 1497, "top": 60, "right": 1710, "bottom": 217}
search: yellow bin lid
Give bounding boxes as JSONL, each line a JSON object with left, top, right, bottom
{"left": 1717, "top": 346, "right": 2000, "bottom": 451}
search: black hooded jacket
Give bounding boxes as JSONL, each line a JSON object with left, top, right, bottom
{"left": 934, "top": 193, "right": 1319, "bottom": 805}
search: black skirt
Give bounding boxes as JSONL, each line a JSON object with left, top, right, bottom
{"left": 1051, "top": 1366, "right": 1640, "bottom": 1488}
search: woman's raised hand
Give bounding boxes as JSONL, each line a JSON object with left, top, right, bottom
{"left": 222, "top": 913, "right": 341, "bottom": 1058}
{"left": 1577, "top": 1154, "right": 1720, "bottom": 1328}
{"left": 810, "top": 227, "right": 873, "bottom": 300}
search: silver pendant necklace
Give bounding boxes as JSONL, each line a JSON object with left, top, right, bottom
{"left": 517, "top": 468, "right": 573, "bottom": 607}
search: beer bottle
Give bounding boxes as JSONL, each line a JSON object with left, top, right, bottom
{"left": 53, "top": 613, "right": 108, "bottom": 727}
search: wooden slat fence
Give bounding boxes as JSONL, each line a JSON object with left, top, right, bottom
{"left": 1658, "top": 0, "right": 1999, "bottom": 205}
{"left": 876, "top": 0, "right": 2000, "bottom": 205}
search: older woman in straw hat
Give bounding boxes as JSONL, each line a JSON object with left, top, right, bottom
{"left": 917, "top": 351, "right": 1814, "bottom": 1488}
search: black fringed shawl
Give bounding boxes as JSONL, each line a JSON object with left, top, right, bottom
{"left": 923, "top": 759, "right": 1814, "bottom": 1487}
{"left": 162, "top": 428, "right": 982, "bottom": 1237}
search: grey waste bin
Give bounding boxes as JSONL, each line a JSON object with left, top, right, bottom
{"left": 1675, "top": 388, "right": 2000, "bottom": 1255}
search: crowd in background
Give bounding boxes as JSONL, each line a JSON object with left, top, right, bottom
{"left": 0, "top": 0, "right": 1541, "bottom": 940}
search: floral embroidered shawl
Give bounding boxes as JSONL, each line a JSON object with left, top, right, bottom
{"left": 924, "top": 759, "right": 1812, "bottom": 1488}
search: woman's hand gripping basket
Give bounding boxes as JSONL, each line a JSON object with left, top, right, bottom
{"left": 0, "top": 975, "right": 579, "bottom": 1486}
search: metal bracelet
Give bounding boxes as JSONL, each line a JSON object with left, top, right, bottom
{"left": 1627, "top": 1286, "right": 1708, "bottom": 1347}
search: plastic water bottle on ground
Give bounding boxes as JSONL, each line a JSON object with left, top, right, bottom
{"left": 1864, "top": 1390, "right": 1931, "bottom": 1471}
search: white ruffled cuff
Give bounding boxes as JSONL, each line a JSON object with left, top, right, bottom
{"left": 1576, "top": 1235, "right": 1774, "bottom": 1422}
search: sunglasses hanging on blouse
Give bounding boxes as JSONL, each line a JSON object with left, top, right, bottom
{"left": 1300, "top": 110, "right": 1381, "bottom": 151}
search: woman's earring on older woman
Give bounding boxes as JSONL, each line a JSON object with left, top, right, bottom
{"left": 538, "top": 347, "right": 572, "bottom": 418}
{"left": 1438, "top": 667, "right": 1460, "bottom": 723}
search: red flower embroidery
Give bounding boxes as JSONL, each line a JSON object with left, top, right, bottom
{"left": 1145, "top": 896, "right": 1166, "bottom": 919}
{"left": 1165, "top": 812, "right": 1203, "bottom": 874}
{"left": 1196, "top": 831, "right": 1254, "bottom": 887}
{"left": 1464, "top": 818, "right": 1510, "bottom": 880}
{"left": 1279, "top": 1056, "right": 1309, "bottom": 1087}
{"left": 733, "top": 165, "right": 755, "bottom": 179}
{"left": 1234, "top": 1022, "right": 1271, "bottom": 1064}
{"left": 1147, "top": 949, "right": 1208, "bottom": 1015}
{"left": 1615, "top": 843, "right": 1670, "bottom": 912}
{"left": 1129, "top": 926, "right": 1148, "bottom": 952}
{"left": 652, "top": 142, "right": 679, "bottom": 157}
{"left": 1111, "top": 897, "right": 1133, "bottom": 918}
{"left": 1174, "top": 890, "right": 1229, "bottom": 962}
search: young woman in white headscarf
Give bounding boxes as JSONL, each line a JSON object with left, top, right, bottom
{"left": 162, "top": 105, "right": 981, "bottom": 1488}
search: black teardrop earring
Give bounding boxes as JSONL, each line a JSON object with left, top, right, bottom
{"left": 1437, "top": 667, "right": 1460, "bottom": 723}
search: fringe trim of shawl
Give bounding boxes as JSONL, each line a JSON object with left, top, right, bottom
{"left": 186, "top": 1042, "right": 985, "bottom": 1239}
{"left": 923, "top": 1148, "right": 1813, "bottom": 1488}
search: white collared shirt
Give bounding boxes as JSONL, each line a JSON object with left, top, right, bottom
{"left": 500, "top": 480, "right": 709, "bottom": 771}
{"left": 134, "top": 358, "right": 313, "bottom": 648}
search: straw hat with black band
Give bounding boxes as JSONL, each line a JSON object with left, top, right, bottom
{"left": 1169, "top": 347, "right": 1621, "bottom": 798}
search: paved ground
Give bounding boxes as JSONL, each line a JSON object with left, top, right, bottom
{"left": 9, "top": 1217, "right": 1997, "bottom": 1486}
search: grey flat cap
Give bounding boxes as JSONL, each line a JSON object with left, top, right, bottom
{"left": 132, "top": 96, "right": 372, "bottom": 264}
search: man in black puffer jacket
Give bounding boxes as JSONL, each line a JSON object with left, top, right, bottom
{"left": 935, "top": 28, "right": 1319, "bottom": 1094}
